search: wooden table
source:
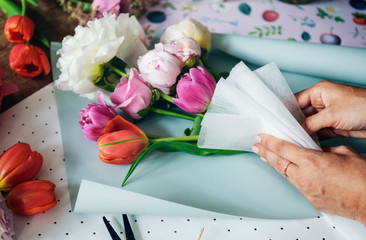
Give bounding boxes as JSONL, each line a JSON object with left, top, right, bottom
{"left": 0, "top": 0, "right": 78, "bottom": 113}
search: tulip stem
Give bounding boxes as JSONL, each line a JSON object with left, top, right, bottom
{"left": 149, "top": 135, "right": 199, "bottom": 143}
{"left": 159, "top": 92, "right": 174, "bottom": 104}
{"left": 150, "top": 107, "right": 195, "bottom": 121}
{"left": 109, "top": 65, "right": 129, "bottom": 79}
{"left": 21, "top": 0, "right": 26, "bottom": 16}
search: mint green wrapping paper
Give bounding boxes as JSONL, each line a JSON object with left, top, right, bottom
{"left": 212, "top": 33, "right": 366, "bottom": 85}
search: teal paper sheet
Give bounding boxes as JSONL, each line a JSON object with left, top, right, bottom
{"left": 212, "top": 33, "right": 366, "bottom": 86}
{"left": 50, "top": 37, "right": 366, "bottom": 219}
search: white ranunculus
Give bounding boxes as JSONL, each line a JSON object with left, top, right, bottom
{"left": 137, "top": 44, "right": 182, "bottom": 94}
{"left": 160, "top": 18, "right": 211, "bottom": 51}
{"left": 55, "top": 13, "right": 148, "bottom": 99}
{"left": 0, "top": 192, "right": 14, "bottom": 240}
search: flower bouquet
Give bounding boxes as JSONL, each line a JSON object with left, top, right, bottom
{"left": 55, "top": 14, "right": 243, "bottom": 186}
{"left": 52, "top": 13, "right": 320, "bottom": 218}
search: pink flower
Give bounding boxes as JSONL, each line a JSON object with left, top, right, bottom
{"left": 0, "top": 192, "right": 14, "bottom": 240}
{"left": 79, "top": 92, "right": 117, "bottom": 141}
{"left": 110, "top": 68, "right": 152, "bottom": 119}
{"left": 92, "top": 0, "right": 130, "bottom": 19}
{"left": 173, "top": 66, "right": 216, "bottom": 114}
{"left": 0, "top": 66, "right": 18, "bottom": 110}
{"left": 137, "top": 45, "right": 182, "bottom": 94}
{"left": 163, "top": 38, "right": 201, "bottom": 65}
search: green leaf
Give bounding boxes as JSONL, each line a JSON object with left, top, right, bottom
{"left": 26, "top": 0, "right": 38, "bottom": 6}
{"left": 121, "top": 141, "right": 245, "bottom": 186}
{"left": 122, "top": 142, "right": 165, "bottom": 186}
{"left": 0, "top": 0, "right": 21, "bottom": 17}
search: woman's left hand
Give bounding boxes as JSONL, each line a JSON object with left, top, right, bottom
{"left": 252, "top": 133, "right": 366, "bottom": 226}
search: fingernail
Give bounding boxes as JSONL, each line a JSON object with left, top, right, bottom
{"left": 251, "top": 145, "right": 259, "bottom": 154}
{"left": 255, "top": 135, "right": 261, "bottom": 143}
{"left": 260, "top": 157, "right": 267, "bottom": 163}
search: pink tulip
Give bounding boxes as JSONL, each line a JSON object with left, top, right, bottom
{"left": 173, "top": 66, "right": 216, "bottom": 114}
{"left": 110, "top": 68, "right": 152, "bottom": 119}
{"left": 0, "top": 66, "right": 18, "bottom": 110}
{"left": 92, "top": 0, "right": 130, "bottom": 19}
{"left": 137, "top": 45, "right": 182, "bottom": 94}
{"left": 79, "top": 92, "right": 117, "bottom": 141}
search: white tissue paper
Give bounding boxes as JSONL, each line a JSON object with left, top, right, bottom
{"left": 198, "top": 61, "right": 321, "bottom": 151}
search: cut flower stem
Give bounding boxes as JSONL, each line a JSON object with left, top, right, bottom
{"left": 150, "top": 107, "right": 195, "bottom": 121}
{"left": 149, "top": 135, "right": 199, "bottom": 143}
{"left": 109, "top": 65, "right": 129, "bottom": 79}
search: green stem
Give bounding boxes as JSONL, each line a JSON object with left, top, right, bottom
{"left": 149, "top": 135, "right": 198, "bottom": 143}
{"left": 21, "top": 0, "right": 26, "bottom": 16}
{"left": 159, "top": 92, "right": 174, "bottom": 104}
{"left": 190, "top": 115, "right": 203, "bottom": 136}
{"left": 109, "top": 65, "right": 129, "bottom": 79}
{"left": 150, "top": 107, "right": 195, "bottom": 121}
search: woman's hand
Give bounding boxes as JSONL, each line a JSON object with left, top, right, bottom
{"left": 296, "top": 80, "right": 366, "bottom": 139}
{"left": 252, "top": 133, "right": 366, "bottom": 226}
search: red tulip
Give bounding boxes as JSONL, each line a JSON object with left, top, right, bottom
{"left": 9, "top": 44, "right": 50, "bottom": 78}
{"left": 97, "top": 116, "right": 149, "bottom": 164}
{"left": 6, "top": 180, "right": 57, "bottom": 216}
{"left": 0, "top": 143, "right": 43, "bottom": 191}
{"left": 4, "top": 15, "right": 35, "bottom": 43}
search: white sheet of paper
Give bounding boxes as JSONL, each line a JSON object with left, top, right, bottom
{"left": 198, "top": 61, "right": 321, "bottom": 151}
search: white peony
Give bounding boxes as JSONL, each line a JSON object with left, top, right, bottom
{"left": 55, "top": 13, "right": 148, "bottom": 99}
{"left": 137, "top": 43, "right": 182, "bottom": 94}
{"left": 160, "top": 18, "right": 211, "bottom": 52}
{"left": 162, "top": 38, "right": 201, "bottom": 64}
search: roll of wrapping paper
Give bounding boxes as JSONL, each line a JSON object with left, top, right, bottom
{"left": 211, "top": 33, "right": 366, "bottom": 86}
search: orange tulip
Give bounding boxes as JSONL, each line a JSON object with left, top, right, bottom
{"left": 4, "top": 15, "right": 35, "bottom": 43}
{"left": 9, "top": 44, "right": 50, "bottom": 78}
{"left": 6, "top": 180, "right": 57, "bottom": 216}
{"left": 0, "top": 142, "right": 43, "bottom": 191}
{"left": 97, "top": 116, "right": 149, "bottom": 164}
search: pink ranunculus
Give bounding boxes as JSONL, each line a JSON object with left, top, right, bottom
{"left": 92, "top": 0, "right": 130, "bottom": 19}
{"left": 0, "top": 191, "right": 14, "bottom": 240}
{"left": 173, "top": 66, "right": 216, "bottom": 114}
{"left": 137, "top": 44, "right": 182, "bottom": 94}
{"left": 110, "top": 68, "right": 152, "bottom": 119}
{"left": 0, "top": 66, "right": 18, "bottom": 110}
{"left": 79, "top": 92, "right": 117, "bottom": 141}
{"left": 163, "top": 38, "right": 201, "bottom": 65}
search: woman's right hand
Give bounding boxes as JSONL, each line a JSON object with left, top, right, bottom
{"left": 296, "top": 80, "right": 366, "bottom": 139}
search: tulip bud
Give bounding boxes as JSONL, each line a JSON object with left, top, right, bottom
{"left": 0, "top": 143, "right": 43, "bottom": 191}
{"left": 9, "top": 44, "right": 50, "bottom": 79}
{"left": 97, "top": 116, "right": 149, "bottom": 164}
{"left": 6, "top": 180, "right": 57, "bottom": 216}
{"left": 4, "top": 15, "right": 35, "bottom": 44}
{"left": 173, "top": 66, "right": 216, "bottom": 114}
{"left": 160, "top": 18, "right": 211, "bottom": 52}
{"left": 79, "top": 92, "right": 117, "bottom": 141}
{"left": 111, "top": 68, "right": 152, "bottom": 119}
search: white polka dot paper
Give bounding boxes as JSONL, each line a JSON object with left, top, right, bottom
{"left": 0, "top": 83, "right": 360, "bottom": 239}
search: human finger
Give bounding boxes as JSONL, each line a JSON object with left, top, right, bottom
{"left": 303, "top": 107, "right": 335, "bottom": 135}
{"left": 254, "top": 133, "right": 309, "bottom": 166}
{"left": 252, "top": 142, "right": 299, "bottom": 180}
